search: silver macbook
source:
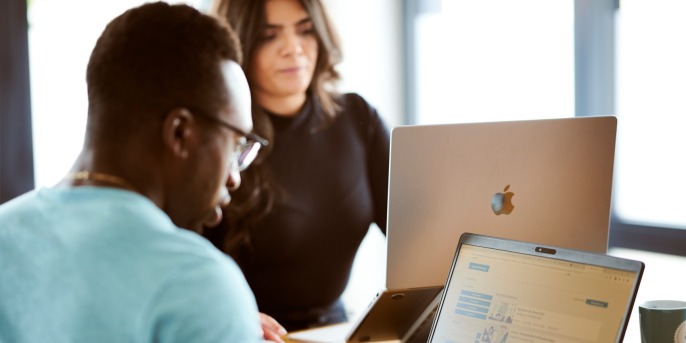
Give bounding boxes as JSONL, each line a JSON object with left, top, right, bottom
{"left": 387, "top": 116, "right": 617, "bottom": 290}
{"left": 426, "top": 233, "right": 643, "bottom": 343}
{"left": 343, "top": 116, "right": 617, "bottom": 343}
{"left": 287, "top": 116, "right": 618, "bottom": 342}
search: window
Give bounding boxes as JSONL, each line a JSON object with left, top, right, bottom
{"left": 28, "top": 0, "right": 208, "bottom": 188}
{"left": 23, "top": 0, "right": 686, "bottom": 254}
{"left": 407, "top": 0, "right": 686, "bottom": 254}
{"left": 410, "top": 0, "right": 574, "bottom": 125}
{"left": 614, "top": 0, "right": 686, "bottom": 230}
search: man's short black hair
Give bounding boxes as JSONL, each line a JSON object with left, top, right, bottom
{"left": 86, "top": 2, "right": 242, "bottom": 138}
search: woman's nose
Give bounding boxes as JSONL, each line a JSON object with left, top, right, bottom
{"left": 280, "top": 31, "right": 304, "bottom": 56}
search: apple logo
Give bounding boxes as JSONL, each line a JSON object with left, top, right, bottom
{"left": 491, "top": 185, "right": 515, "bottom": 215}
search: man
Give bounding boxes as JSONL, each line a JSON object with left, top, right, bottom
{"left": 0, "top": 2, "right": 281, "bottom": 342}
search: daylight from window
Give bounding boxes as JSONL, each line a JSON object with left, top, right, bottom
{"left": 413, "top": 0, "right": 574, "bottom": 125}
{"left": 614, "top": 0, "right": 686, "bottom": 229}
{"left": 28, "top": 0, "right": 207, "bottom": 188}
{"left": 28, "top": 0, "right": 686, "bottom": 232}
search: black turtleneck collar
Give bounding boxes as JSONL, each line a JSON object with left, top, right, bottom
{"left": 265, "top": 95, "right": 314, "bottom": 132}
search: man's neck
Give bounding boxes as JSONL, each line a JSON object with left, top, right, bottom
{"left": 60, "top": 147, "right": 158, "bottom": 200}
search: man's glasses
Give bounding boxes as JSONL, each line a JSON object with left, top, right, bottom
{"left": 194, "top": 112, "right": 268, "bottom": 172}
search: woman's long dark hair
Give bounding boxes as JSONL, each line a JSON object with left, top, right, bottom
{"left": 206, "top": 0, "right": 343, "bottom": 256}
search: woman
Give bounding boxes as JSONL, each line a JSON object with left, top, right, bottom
{"left": 206, "top": 0, "right": 390, "bottom": 332}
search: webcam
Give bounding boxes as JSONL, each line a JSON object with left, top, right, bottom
{"left": 535, "top": 247, "right": 557, "bottom": 255}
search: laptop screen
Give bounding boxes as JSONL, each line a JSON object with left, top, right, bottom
{"left": 429, "top": 242, "right": 641, "bottom": 343}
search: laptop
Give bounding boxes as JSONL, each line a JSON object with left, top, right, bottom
{"left": 288, "top": 116, "right": 618, "bottom": 342}
{"left": 349, "top": 116, "right": 617, "bottom": 342}
{"left": 387, "top": 115, "right": 617, "bottom": 289}
{"left": 425, "top": 233, "right": 644, "bottom": 343}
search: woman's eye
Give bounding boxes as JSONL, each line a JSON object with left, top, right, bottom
{"left": 259, "top": 34, "right": 275, "bottom": 41}
{"left": 259, "top": 29, "right": 278, "bottom": 41}
{"left": 298, "top": 22, "right": 315, "bottom": 35}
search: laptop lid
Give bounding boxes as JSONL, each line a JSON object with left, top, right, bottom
{"left": 344, "top": 286, "right": 442, "bottom": 342}
{"left": 386, "top": 116, "right": 617, "bottom": 290}
{"left": 427, "top": 233, "right": 644, "bottom": 343}
{"left": 285, "top": 286, "right": 443, "bottom": 342}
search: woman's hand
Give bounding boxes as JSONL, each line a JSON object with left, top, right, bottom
{"left": 260, "top": 312, "right": 287, "bottom": 343}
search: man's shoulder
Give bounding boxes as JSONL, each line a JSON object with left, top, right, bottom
{"left": 141, "top": 233, "right": 261, "bottom": 343}
{"left": 0, "top": 188, "right": 261, "bottom": 343}
{"left": 0, "top": 189, "right": 40, "bottom": 217}
{"left": 111, "top": 210, "right": 260, "bottom": 341}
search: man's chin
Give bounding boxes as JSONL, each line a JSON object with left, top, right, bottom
{"left": 202, "top": 206, "right": 223, "bottom": 229}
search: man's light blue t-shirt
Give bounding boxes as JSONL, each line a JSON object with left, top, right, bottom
{"left": 0, "top": 187, "right": 261, "bottom": 343}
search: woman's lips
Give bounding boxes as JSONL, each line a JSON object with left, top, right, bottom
{"left": 278, "top": 66, "right": 304, "bottom": 74}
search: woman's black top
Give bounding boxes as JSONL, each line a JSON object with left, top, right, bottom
{"left": 235, "top": 93, "right": 390, "bottom": 331}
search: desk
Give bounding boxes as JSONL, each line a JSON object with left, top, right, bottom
{"left": 289, "top": 246, "right": 685, "bottom": 343}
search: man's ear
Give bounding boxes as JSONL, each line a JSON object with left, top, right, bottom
{"left": 162, "top": 108, "right": 195, "bottom": 159}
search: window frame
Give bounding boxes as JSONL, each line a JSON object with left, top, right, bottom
{"left": 1, "top": 0, "right": 35, "bottom": 204}
{"left": 402, "top": 0, "right": 686, "bottom": 256}
{"left": 4, "top": 0, "right": 686, "bottom": 254}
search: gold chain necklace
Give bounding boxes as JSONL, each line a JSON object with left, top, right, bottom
{"left": 64, "top": 171, "right": 137, "bottom": 192}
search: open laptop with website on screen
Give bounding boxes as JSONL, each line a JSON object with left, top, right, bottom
{"left": 352, "top": 116, "right": 618, "bottom": 342}
{"left": 287, "top": 116, "right": 618, "bottom": 342}
{"left": 426, "top": 233, "right": 644, "bottom": 343}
